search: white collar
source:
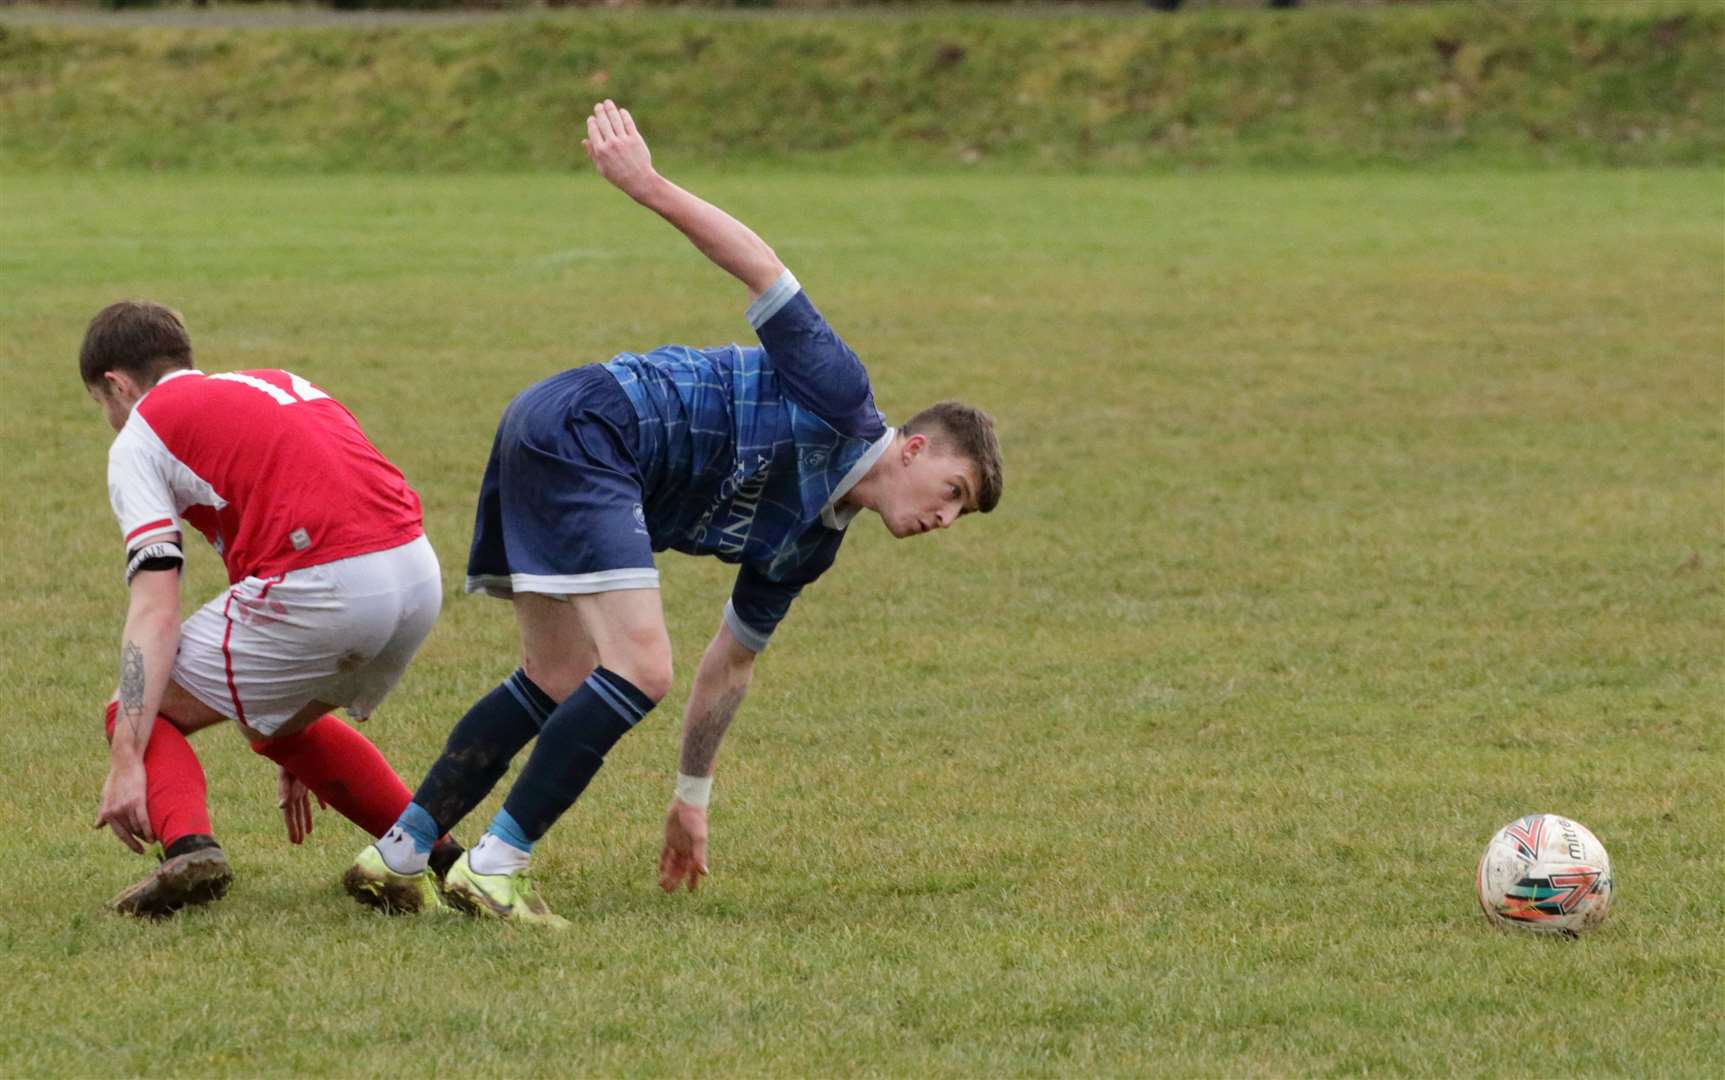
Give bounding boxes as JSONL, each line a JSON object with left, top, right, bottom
{"left": 131, "top": 367, "right": 203, "bottom": 410}
{"left": 820, "top": 427, "right": 895, "bottom": 530}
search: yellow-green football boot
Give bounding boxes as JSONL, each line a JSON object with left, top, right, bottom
{"left": 343, "top": 843, "right": 446, "bottom": 915}
{"left": 442, "top": 851, "right": 569, "bottom": 929}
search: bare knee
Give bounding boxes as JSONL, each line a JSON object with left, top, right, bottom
{"left": 616, "top": 655, "right": 672, "bottom": 704}
{"left": 514, "top": 593, "right": 600, "bottom": 704}
{"left": 520, "top": 652, "right": 597, "bottom": 705}
{"left": 525, "top": 590, "right": 672, "bottom": 704}
{"left": 598, "top": 638, "right": 673, "bottom": 704}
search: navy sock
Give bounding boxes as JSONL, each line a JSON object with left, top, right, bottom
{"left": 500, "top": 666, "right": 655, "bottom": 844}
{"left": 409, "top": 669, "right": 555, "bottom": 837}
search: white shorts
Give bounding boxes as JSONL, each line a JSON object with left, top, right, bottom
{"left": 174, "top": 535, "right": 442, "bottom": 737}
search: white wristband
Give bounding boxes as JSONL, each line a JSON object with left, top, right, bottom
{"left": 675, "top": 772, "right": 713, "bottom": 810}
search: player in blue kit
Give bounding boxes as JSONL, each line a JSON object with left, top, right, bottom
{"left": 344, "top": 101, "right": 1004, "bottom": 925}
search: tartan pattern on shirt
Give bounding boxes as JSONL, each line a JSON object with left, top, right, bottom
{"left": 601, "top": 286, "right": 889, "bottom": 643}
{"left": 604, "top": 343, "right": 881, "bottom": 577}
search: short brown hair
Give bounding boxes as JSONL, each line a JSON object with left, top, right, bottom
{"left": 79, "top": 301, "right": 194, "bottom": 388}
{"left": 902, "top": 401, "right": 1003, "bottom": 513}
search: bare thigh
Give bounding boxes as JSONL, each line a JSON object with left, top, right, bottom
{"left": 156, "top": 680, "right": 228, "bottom": 735}
{"left": 513, "top": 588, "right": 671, "bottom": 703}
{"left": 154, "top": 680, "right": 333, "bottom": 742}
{"left": 513, "top": 592, "right": 600, "bottom": 703}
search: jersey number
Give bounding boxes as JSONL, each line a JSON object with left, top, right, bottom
{"left": 209, "top": 372, "right": 331, "bottom": 405}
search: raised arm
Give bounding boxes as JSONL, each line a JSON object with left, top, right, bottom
{"left": 582, "top": 100, "right": 785, "bottom": 299}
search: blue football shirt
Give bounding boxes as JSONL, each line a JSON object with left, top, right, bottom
{"left": 603, "top": 271, "right": 892, "bottom": 650}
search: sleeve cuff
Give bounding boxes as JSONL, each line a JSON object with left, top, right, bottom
{"left": 745, "top": 269, "right": 801, "bottom": 330}
{"left": 723, "top": 599, "right": 773, "bottom": 653}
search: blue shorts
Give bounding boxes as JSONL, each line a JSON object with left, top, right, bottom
{"left": 464, "top": 365, "right": 660, "bottom": 598}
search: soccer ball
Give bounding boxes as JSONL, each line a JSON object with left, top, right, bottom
{"left": 1476, "top": 814, "right": 1613, "bottom": 937}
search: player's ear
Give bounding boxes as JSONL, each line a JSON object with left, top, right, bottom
{"left": 901, "top": 432, "right": 928, "bottom": 465}
{"left": 102, "top": 370, "right": 134, "bottom": 400}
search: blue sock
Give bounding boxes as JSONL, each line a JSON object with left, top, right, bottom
{"left": 393, "top": 802, "right": 442, "bottom": 856}
{"left": 405, "top": 669, "right": 555, "bottom": 839}
{"left": 485, "top": 808, "right": 535, "bottom": 854}
{"left": 499, "top": 667, "right": 655, "bottom": 844}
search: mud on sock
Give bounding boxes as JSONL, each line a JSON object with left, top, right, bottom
{"left": 497, "top": 667, "right": 654, "bottom": 845}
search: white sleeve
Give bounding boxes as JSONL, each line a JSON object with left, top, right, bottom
{"left": 107, "top": 415, "right": 182, "bottom": 552}
{"left": 722, "top": 598, "right": 773, "bottom": 654}
{"left": 744, "top": 269, "right": 802, "bottom": 330}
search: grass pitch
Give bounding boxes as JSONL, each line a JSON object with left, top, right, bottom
{"left": 0, "top": 168, "right": 1720, "bottom": 1076}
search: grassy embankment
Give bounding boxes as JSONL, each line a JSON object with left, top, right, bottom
{"left": 1, "top": 2, "right": 1721, "bottom": 171}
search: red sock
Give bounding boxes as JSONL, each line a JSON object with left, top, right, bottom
{"left": 104, "top": 702, "right": 213, "bottom": 849}
{"left": 250, "top": 715, "right": 413, "bottom": 838}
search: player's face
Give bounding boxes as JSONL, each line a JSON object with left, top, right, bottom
{"left": 882, "top": 439, "right": 977, "bottom": 539}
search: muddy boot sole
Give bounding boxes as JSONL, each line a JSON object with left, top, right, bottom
{"left": 342, "top": 867, "right": 429, "bottom": 914}
{"left": 438, "top": 876, "right": 499, "bottom": 918}
{"left": 111, "top": 847, "right": 233, "bottom": 919}
{"left": 342, "top": 849, "right": 443, "bottom": 915}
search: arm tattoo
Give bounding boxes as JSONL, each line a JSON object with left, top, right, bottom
{"left": 680, "top": 686, "right": 746, "bottom": 777}
{"left": 120, "top": 640, "right": 148, "bottom": 737}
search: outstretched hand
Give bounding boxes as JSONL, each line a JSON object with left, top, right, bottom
{"left": 583, "top": 100, "right": 658, "bottom": 202}
{"left": 94, "top": 760, "right": 153, "bottom": 854}
{"left": 659, "top": 798, "right": 709, "bottom": 893}
{"left": 277, "top": 766, "right": 326, "bottom": 845}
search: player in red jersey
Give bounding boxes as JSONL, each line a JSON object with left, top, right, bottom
{"left": 83, "top": 300, "right": 455, "bottom": 917}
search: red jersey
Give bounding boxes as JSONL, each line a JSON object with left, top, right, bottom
{"left": 108, "top": 369, "right": 423, "bottom": 584}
